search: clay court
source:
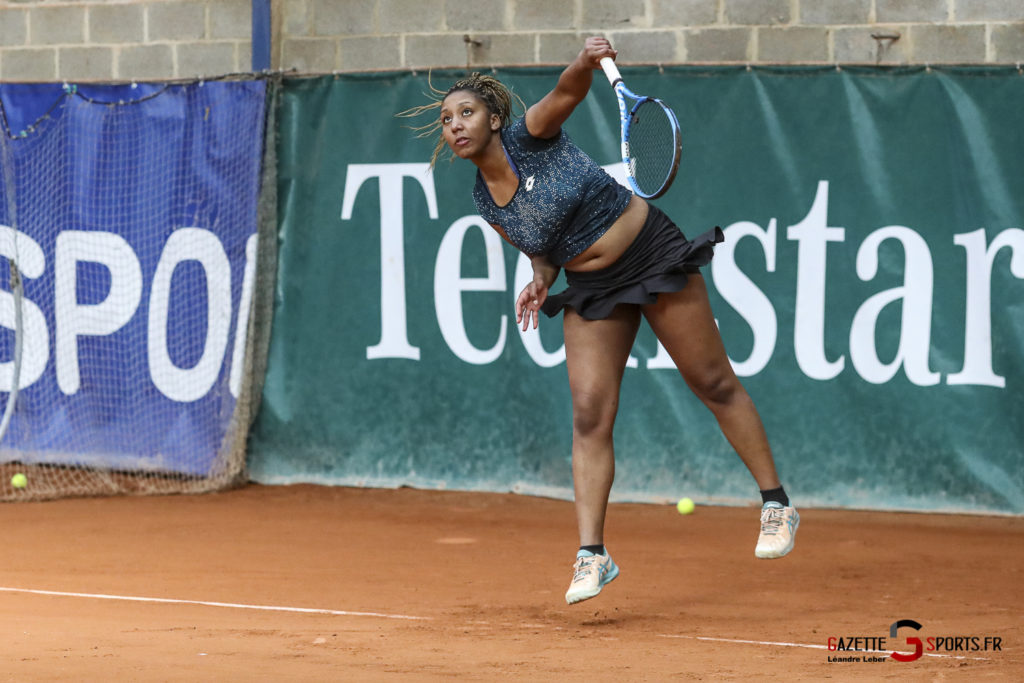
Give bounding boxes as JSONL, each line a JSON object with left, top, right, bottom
{"left": 1, "top": 484, "right": 1020, "bottom": 680}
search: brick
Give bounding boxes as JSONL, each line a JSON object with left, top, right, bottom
{"left": 877, "top": 0, "right": 948, "bottom": 23}
{"left": 89, "top": 4, "right": 144, "bottom": 44}
{"left": 379, "top": 0, "right": 445, "bottom": 34}
{"left": 177, "top": 41, "right": 237, "bottom": 77}
{"left": 955, "top": 0, "right": 1024, "bottom": 22}
{"left": 465, "top": 33, "right": 535, "bottom": 67}
{"left": 0, "top": 47, "right": 56, "bottom": 81}
{"left": 404, "top": 33, "right": 466, "bottom": 69}
{"left": 538, "top": 32, "right": 585, "bottom": 64}
{"left": 446, "top": 0, "right": 506, "bottom": 32}
{"left": 0, "top": 9, "right": 27, "bottom": 47}
{"left": 724, "top": 0, "right": 790, "bottom": 26}
{"left": 238, "top": 41, "right": 252, "bottom": 70}
{"left": 340, "top": 35, "right": 401, "bottom": 70}
{"left": 58, "top": 46, "right": 113, "bottom": 81}
{"left": 210, "top": 0, "right": 250, "bottom": 40}
{"left": 991, "top": 23, "right": 1024, "bottom": 61}
{"left": 118, "top": 44, "right": 174, "bottom": 80}
{"left": 684, "top": 27, "right": 751, "bottom": 62}
{"left": 801, "top": 0, "right": 870, "bottom": 25}
{"left": 283, "top": 0, "right": 312, "bottom": 36}
{"left": 30, "top": 5, "right": 85, "bottom": 45}
{"left": 758, "top": 26, "right": 829, "bottom": 62}
{"left": 148, "top": 2, "right": 206, "bottom": 41}
{"left": 909, "top": 24, "right": 986, "bottom": 62}
{"left": 581, "top": 0, "right": 648, "bottom": 30}
{"left": 281, "top": 37, "right": 337, "bottom": 72}
{"left": 513, "top": 0, "right": 574, "bottom": 31}
{"left": 608, "top": 30, "right": 679, "bottom": 63}
{"left": 652, "top": 0, "right": 717, "bottom": 27}
{"left": 833, "top": 26, "right": 907, "bottom": 64}
{"left": 313, "top": 0, "right": 374, "bottom": 36}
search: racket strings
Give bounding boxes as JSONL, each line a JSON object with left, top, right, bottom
{"left": 627, "top": 100, "right": 678, "bottom": 197}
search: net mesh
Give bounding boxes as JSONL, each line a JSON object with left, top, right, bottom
{"left": 627, "top": 99, "right": 680, "bottom": 198}
{"left": 0, "top": 77, "right": 276, "bottom": 501}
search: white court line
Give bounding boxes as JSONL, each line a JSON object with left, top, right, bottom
{"left": 0, "top": 586, "right": 429, "bottom": 621}
{"left": 657, "top": 634, "right": 990, "bottom": 661}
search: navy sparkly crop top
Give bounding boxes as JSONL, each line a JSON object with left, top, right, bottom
{"left": 472, "top": 117, "right": 633, "bottom": 265}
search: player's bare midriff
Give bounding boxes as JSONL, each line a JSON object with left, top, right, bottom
{"left": 562, "top": 194, "right": 648, "bottom": 272}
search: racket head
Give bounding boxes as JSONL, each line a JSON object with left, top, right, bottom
{"left": 622, "top": 97, "right": 682, "bottom": 199}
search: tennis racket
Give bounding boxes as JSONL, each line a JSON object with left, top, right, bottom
{"left": 599, "top": 57, "right": 682, "bottom": 199}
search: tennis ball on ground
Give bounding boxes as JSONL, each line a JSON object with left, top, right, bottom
{"left": 676, "top": 497, "right": 695, "bottom": 515}
{"left": 11, "top": 473, "right": 27, "bottom": 489}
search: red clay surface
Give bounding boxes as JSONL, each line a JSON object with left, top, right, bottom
{"left": 1, "top": 484, "right": 1021, "bottom": 681}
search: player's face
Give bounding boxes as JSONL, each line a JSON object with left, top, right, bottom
{"left": 440, "top": 90, "right": 499, "bottom": 159}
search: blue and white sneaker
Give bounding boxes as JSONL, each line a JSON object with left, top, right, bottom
{"left": 755, "top": 501, "right": 800, "bottom": 559}
{"left": 565, "top": 549, "right": 620, "bottom": 604}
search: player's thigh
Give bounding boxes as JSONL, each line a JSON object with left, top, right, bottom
{"left": 640, "top": 275, "right": 735, "bottom": 391}
{"left": 563, "top": 304, "right": 641, "bottom": 402}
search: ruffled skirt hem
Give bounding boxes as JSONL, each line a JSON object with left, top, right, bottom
{"left": 541, "top": 205, "right": 723, "bottom": 321}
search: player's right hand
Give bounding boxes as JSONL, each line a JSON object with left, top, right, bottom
{"left": 515, "top": 279, "right": 549, "bottom": 331}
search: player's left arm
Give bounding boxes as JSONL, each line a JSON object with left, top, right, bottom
{"left": 515, "top": 254, "right": 559, "bottom": 331}
{"left": 525, "top": 37, "right": 617, "bottom": 140}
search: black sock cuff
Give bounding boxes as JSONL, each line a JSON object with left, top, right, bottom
{"left": 760, "top": 486, "right": 789, "bottom": 507}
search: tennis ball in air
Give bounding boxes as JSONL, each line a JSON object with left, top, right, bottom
{"left": 676, "top": 497, "right": 695, "bottom": 515}
{"left": 10, "top": 473, "right": 27, "bottom": 489}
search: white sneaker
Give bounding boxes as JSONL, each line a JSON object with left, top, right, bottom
{"left": 755, "top": 502, "right": 799, "bottom": 559}
{"left": 565, "top": 549, "right": 619, "bottom": 604}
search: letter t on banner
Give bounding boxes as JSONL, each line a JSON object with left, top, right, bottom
{"left": 341, "top": 163, "right": 438, "bottom": 361}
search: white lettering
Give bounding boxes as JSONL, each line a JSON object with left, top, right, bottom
{"left": 55, "top": 231, "right": 142, "bottom": 395}
{"left": 850, "top": 226, "right": 940, "bottom": 385}
{"left": 0, "top": 226, "right": 48, "bottom": 390}
{"left": 229, "top": 233, "right": 258, "bottom": 397}
{"left": 148, "top": 228, "right": 232, "bottom": 402}
{"left": 949, "top": 228, "right": 1024, "bottom": 387}
{"left": 787, "top": 180, "right": 846, "bottom": 380}
{"left": 434, "top": 216, "right": 507, "bottom": 364}
{"left": 341, "top": 163, "right": 438, "bottom": 361}
{"left": 712, "top": 219, "right": 778, "bottom": 376}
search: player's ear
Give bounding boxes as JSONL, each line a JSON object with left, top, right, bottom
{"left": 490, "top": 113, "right": 501, "bottom": 131}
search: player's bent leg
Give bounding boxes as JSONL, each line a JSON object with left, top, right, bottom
{"left": 755, "top": 502, "right": 800, "bottom": 559}
{"left": 641, "top": 275, "right": 799, "bottom": 558}
{"left": 565, "top": 548, "right": 620, "bottom": 604}
{"left": 640, "top": 276, "right": 781, "bottom": 489}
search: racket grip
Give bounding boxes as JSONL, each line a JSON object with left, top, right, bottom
{"left": 599, "top": 57, "right": 622, "bottom": 86}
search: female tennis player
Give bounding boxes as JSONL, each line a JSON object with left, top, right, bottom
{"left": 403, "top": 37, "right": 799, "bottom": 605}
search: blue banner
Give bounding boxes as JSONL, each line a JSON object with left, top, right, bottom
{"left": 0, "top": 80, "right": 266, "bottom": 474}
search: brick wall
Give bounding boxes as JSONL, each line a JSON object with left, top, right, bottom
{"left": 1, "top": 0, "right": 1023, "bottom": 81}
{"left": 0, "top": 0, "right": 252, "bottom": 81}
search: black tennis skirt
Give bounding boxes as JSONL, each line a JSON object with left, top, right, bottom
{"left": 541, "top": 204, "right": 724, "bottom": 321}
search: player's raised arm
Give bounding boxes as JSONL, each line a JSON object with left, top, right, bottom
{"left": 524, "top": 37, "right": 617, "bottom": 140}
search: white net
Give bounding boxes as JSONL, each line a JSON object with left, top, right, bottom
{"left": 0, "top": 78, "right": 273, "bottom": 500}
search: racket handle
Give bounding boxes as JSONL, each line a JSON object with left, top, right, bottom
{"left": 599, "top": 57, "right": 622, "bottom": 86}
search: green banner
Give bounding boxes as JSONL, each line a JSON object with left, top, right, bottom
{"left": 250, "top": 67, "right": 1024, "bottom": 514}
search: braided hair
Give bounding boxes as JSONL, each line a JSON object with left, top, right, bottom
{"left": 397, "top": 72, "right": 524, "bottom": 167}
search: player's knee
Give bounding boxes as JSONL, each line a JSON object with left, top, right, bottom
{"left": 691, "top": 369, "right": 740, "bottom": 409}
{"left": 571, "top": 390, "right": 618, "bottom": 439}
